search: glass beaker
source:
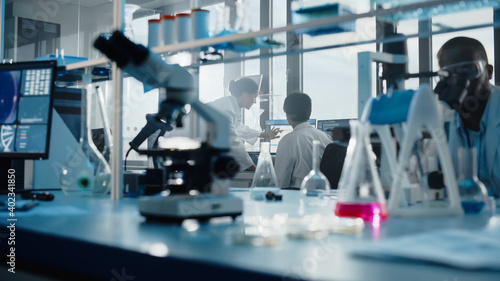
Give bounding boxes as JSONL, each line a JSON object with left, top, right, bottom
{"left": 458, "top": 147, "right": 488, "bottom": 213}
{"left": 60, "top": 78, "right": 111, "bottom": 196}
{"left": 250, "top": 142, "right": 278, "bottom": 188}
{"left": 334, "top": 121, "right": 388, "bottom": 222}
{"left": 300, "top": 140, "right": 331, "bottom": 196}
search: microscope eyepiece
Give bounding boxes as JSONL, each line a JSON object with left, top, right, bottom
{"left": 93, "top": 34, "right": 131, "bottom": 68}
{"left": 109, "top": 31, "right": 149, "bottom": 65}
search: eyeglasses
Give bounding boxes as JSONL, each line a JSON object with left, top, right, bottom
{"left": 437, "top": 60, "right": 487, "bottom": 82}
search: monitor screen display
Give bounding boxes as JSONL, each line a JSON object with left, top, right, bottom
{"left": 317, "top": 119, "right": 353, "bottom": 142}
{"left": 265, "top": 119, "right": 316, "bottom": 154}
{"left": 317, "top": 119, "right": 351, "bottom": 133}
{"left": 0, "top": 61, "right": 57, "bottom": 159}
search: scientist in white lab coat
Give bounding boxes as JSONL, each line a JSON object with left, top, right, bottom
{"left": 275, "top": 92, "right": 332, "bottom": 188}
{"left": 208, "top": 77, "right": 281, "bottom": 171}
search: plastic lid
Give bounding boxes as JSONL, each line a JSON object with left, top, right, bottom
{"left": 176, "top": 13, "right": 191, "bottom": 18}
{"left": 161, "top": 15, "right": 175, "bottom": 20}
{"left": 368, "top": 89, "right": 414, "bottom": 125}
{"left": 148, "top": 19, "right": 161, "bottom": 23}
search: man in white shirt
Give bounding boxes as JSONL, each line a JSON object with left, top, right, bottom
{"left": 275, "top": 92, "right": 332, "bottom": 188}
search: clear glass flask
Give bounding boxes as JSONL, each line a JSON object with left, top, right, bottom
{"left": 60, "top": 79, "right": 111, "bottom": 196}
{"left": 300, "top": 140, "right": 331, "bottom": 196}
{"left": 334, "top": 121, "right": 388, "bottom": 222}
{"left": 250, "top": 142, "right": 278, "bottom": 188}
{"left": 458, "top": 147, "right": 488, "bottom": 213}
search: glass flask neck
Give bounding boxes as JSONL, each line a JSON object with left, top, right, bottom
{"left": 260, "top": 142, "right": 270, "bottom": 155}
{"left": 312, "top": 140, "right": 320, "bottom": 171}
{"left": 458, "top": 147, "right": 477, "bottom": 179}
{"left": 80, "top": 88, "right": 89, "bottom": 144}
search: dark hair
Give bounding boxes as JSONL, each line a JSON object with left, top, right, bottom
{"left": 228, "top": 77, "right": 258, "bottom": 98}
{"left": 283, "top": 92, "right": 311, "bottom": 123}
{"left": 437, "top": 37, "right": 488, "bottom": 64}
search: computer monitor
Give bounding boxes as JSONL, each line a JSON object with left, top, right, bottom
{"left": 265, "top": 119, "right": 316, "bottom": 154}
{"left": 0, "top": 61, "right": 57, "bottom": 159}
{"left": 317, "top": 119, "right": 352, "bottom": 141}
{"left": 317, "top": 119, "right": 351, "bottom": 133}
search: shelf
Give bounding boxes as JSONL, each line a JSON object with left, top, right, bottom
{"left": 194, "top": 21, "right": 496, "bottom": 68}
{"left": 65, "top": 57, "right": 109, "bottom": 71}
{"left": 64, "top": 0, "right": 479, "bottom": 72}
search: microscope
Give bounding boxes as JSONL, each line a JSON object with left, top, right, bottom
{"left": 94, "top": 31, "right": 242, "bottom": 223}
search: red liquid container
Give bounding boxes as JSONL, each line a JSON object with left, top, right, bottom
{"left": 334, "top": 202, "right": 388, "bottom": 222}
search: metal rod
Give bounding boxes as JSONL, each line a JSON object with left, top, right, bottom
{"left": 111, "top": 0, "right": 125, "bottom": 200}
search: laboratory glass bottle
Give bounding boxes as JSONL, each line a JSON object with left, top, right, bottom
{"left": 250, "top": 142, "right": 278, "bottom": 188}
{"left": 457, "top": 147, "right": 488, "bottom": 213}
{"left": 334, "top": 121, "right": 388, "bottom": 222}
{"left": 60, "top": 81, "right": 111, "bottom": 196}
{"left": 300, "top": 140, "right": 331, "bottom": 196}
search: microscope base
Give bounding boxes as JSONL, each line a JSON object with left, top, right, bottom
{"left": 138, "top": 193, "right": 243, "bottom": 223}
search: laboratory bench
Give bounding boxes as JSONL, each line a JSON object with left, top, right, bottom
{"left": 0, "top": 189, "right": 499, "bottom": 281}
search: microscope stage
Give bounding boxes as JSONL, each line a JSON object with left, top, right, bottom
{"left": 138, "top": 193, "right": 243, "bottom": 223}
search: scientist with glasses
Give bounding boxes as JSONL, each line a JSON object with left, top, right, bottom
{"left": 434, "top": 36, "right": 500, "bottom": 198}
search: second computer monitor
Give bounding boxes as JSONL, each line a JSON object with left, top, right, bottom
{"left": 265, "top": 119, "right": 316, "bottom": 154}
{"left": 317, "top": 119, "right": 352, "bottom": 141}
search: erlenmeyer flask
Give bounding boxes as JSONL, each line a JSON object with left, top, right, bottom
{"left": 60, "top": 78, "right": 111, "bottom": 196}
{"left": 458, "top": 147, "right": 488, "bottom": 213}
{"left": 334, "top": 121, "right": 388, "bottom": 222}
{"left": 300, "top": 140, "right": 331, "bottom": 196}
{"left": 250, "top": 142, "right": 278, "bottom": 188}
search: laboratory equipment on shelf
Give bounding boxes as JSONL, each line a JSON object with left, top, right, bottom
{"left": 250, "top": 142, "right": 279, "bottom": 200}
{"left": 457, "top": 147, "right": 488, "bottom": 213}
{"left": 334, "top": 120, "right": 388, "bottom": 223}
{"left": 291, "top": 0, "right": 356, "bottom": 36}
{"left": 60, "top": 77, "right": 111, "bottom": 196}
{"left": 94, "top": 31, "right": 242, "bottom": 222}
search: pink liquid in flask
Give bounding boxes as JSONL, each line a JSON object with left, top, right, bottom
{"left": 334, "top": 202, "right": 388, "bottom": 222}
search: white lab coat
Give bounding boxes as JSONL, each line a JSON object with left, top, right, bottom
{"left": 207, "top": 95, "right": 261, "bottom": 171}
{"left": 275, "top": 122, "right": 332, "bottom": 188}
